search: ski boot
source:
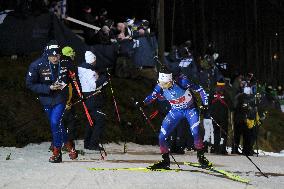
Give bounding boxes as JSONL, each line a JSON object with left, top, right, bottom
{"left": 49, "top": 147, "right": 62, "bottom": 163}
{"left": 197, "top": 149, "right": 212, "bottom": 168}
{"left": 147, "top": 153, "right": 170, "bottom": 170}
{"left": 65, "top": 141, "right": 78, "bottom": 160}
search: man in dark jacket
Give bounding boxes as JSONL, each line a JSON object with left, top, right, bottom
{"left": 78, "top": 51, "right": 108, "bottom": 151}
{"left": 26, "top": 40, "right": 78, "bottom": 163}
{"left": 209, "top": 80, "right": 233, "bottom": 154}
{"left": 232, "top": 86, "right": 257, "bottom": 156}
{"left": 61, "top": 46, "right": 78, "bottom": 144}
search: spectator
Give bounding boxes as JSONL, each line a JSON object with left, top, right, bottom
{"left": 26, "top": 40, "right": 78, "bottom": 163}
{"left": 82, "top": 5, "right": 98, "bottom": 45}
{"left": 116, "top": 22, "right": 130, "bottom": 40}
{"left": 277, "top": 85, "right": 284, "bottom": 112}
{"left": 97, "top": 8, "right": 108, "bottom": 27}
{"left": 209, "top": 79, "right": 233, "bottom": 154}
{"left": 95, "top": 25, "right": 111, "bottom": 45}
{"left": 78, "top": 51, "right": 108, "bottom": 151}
{"left": 61, "top": 46, "right": 78, "bottom": 145}
{"left": 232, "top": 86, "right": 257, "bottom": 156}
{"left": 178, "top": 46, "right": 198, "bottom": 81}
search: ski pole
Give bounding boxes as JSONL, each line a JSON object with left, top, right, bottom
{"left": 106, "top": 68, "right": 127, "bottom": 153}
{"left": 210, "top": 116, "right": 268, "bottom": 178}
{"left": 69, "top": 90, "right": 101, "bottom": 108}
{"left": 131, "top": 97, "right": 180, "bottom": 168}
{"left": 70, "top": 72, "right": 94, "bottom": 126}
{"left": 106, "top": 68, "right": 121, "bottom": 123}
{"left": 131, "top": 98, "right": 156, "bottom": 132}
{"left": 149, "top": 110, "right": 159, "bottom": 120}
{"left": 69, "top": 71, "right": 107, "bottom": 160}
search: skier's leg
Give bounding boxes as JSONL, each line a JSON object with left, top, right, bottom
{"left": 148, "top": 109, "right": 183, "bottom": 169}
{"left": 159, "top": 109, "right": 183, "bottom": 154}
{"left": 174, "top": 118, "right": 187, "bottom": 154}
{"left": 185, "top": 108, "right": 212, "bottom": 167}
{"left": 185, "top": 108, "right": 203, "bottom": 150}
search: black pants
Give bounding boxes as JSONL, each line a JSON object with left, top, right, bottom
{"left": 62, "top": 107, "right": 77, "bottom": 141}
{"left": 212, "top": 119, "right": 228, "bottom": 154}
{"left": 84, "top": 93, "right": 105, "bottom": 149}
{"left": 233, "top": 119, "right": 254, "bottom": 155}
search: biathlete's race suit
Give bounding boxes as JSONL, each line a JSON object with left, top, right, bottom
{"left": 144, "top": 75, "right": 208, "bottom": 154}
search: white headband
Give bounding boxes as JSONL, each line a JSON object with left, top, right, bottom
{"left": 158, "top": 72, "right": 172, "bottom": 83}
{"left": 47, "top": 45, "right": 59, "bottom": 49}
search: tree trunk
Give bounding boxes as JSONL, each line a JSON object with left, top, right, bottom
{"left": 158, "top": 0, "right": 165, "bottom": 66}
{"left": 170, "top": 0, "right": 176, "bottom": 47}
{"left": 253, "top": 0, "right": 259, "bottom": 79}
{"left": 200, "top": 0, "right": 207, "bottom": 54}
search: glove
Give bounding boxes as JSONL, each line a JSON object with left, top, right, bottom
{"left": 130, "top": 97, "right": 142, "bottom": 107}
{"left": 50, "top": 80, "right": 67, "bottom": 90}
{"left": 65, "top": 103, "right": 72, "bottom": 110}
{"left": 50, "top": 83, "right": 62, "bottom": 90}
{"left": 134, "top": 101, "right": 141, "bottom": 107}
{"left": 201, "top": 105, "right": 210, "bottom": 119}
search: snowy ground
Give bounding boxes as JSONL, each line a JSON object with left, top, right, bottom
{"left": 0, "top": 141, "right": 284, "bottom": 189}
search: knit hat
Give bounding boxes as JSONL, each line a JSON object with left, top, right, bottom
{"left": 126, "top": 18, "right": 135, "bottom": 26}
{"left": 216, "top": 79, "right": 225, "bottom": 87}
{"left": 85, "top": 51, "right": 96, "bottom": 64}
{"left": 45, "top": 40, "right": 60, "bottom": 56}
{"left": 62, "top": 46, "right": 75, "bottom": 57}
{"left": 243, "top": 86, "right": 252, "bottom": 95}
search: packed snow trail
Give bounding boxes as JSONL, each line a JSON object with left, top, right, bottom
{"left": 0, "top": 141, "right": 284, "bottom": 189}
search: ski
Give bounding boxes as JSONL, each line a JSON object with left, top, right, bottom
{"left": 89, "top": 167, "right": 181, "bottom": 172}
{"left": 184, "top": 162, "right": 250, "bottom": 184}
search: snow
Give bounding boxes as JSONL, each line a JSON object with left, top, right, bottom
{"left": 226, "top": 147, "right": 284, "bottom": 157}
{"left": 1, "top": 141, "right": 284, "bottom": 189}
{"left": 257, "top": 150, "right": 284, "bottom": 157}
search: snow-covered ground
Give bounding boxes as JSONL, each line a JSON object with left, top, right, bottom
{"left": 1, "top": 141, "right": 284, "bottom": 189}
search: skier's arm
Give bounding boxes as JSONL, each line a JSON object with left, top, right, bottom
{"left": 26, "top": 63, "right": 50, "bottom": 95}
{"left": 178, "top": 76, "right": 208, "bottom": 106}
{"left": 143, "top": 84, "right": 164, "bottom": 105}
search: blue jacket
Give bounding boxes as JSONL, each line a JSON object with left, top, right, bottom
{"left": 26, "top": 55, "right": 72, "bottom": 106}
{"left": 144, "top": 75, "right": 208, "bottom": 110}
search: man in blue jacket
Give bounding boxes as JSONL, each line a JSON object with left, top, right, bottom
{"left": 26, "top": 40, "right": 78, "bottom": 163}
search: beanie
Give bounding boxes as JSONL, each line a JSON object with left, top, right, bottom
{"left": 85, "top": 51, "right": 96, "bottom": 64}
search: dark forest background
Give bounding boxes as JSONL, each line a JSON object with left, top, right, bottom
{"left": 66, "top": 0, "right": 284, "bottom": 85}
{"left": 1, "top": 0, "right": 283, "bottom": 84}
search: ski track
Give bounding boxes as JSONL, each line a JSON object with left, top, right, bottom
{"left": 0, "top": 141, "right": 283, "bottom": 189}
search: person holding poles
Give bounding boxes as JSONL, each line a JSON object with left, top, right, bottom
{"left": 143, "top": 67, "right": 212, "bottom": 169}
